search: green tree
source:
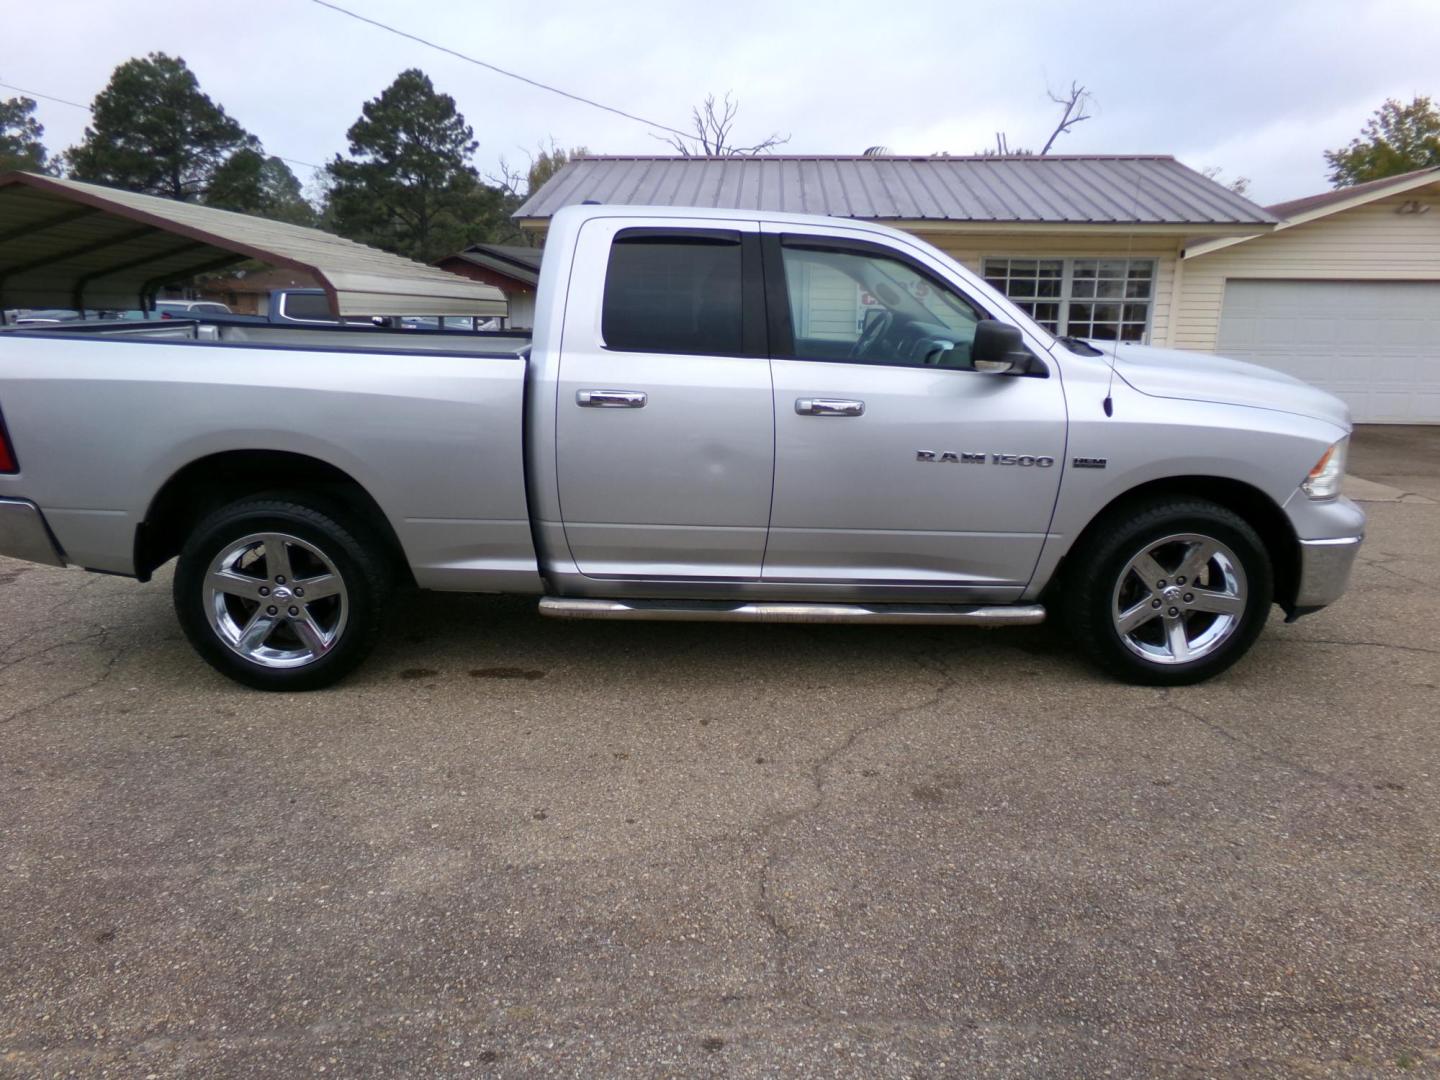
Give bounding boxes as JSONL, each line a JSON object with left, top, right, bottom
{"left": 1325, "top": 96, "right": 1440, "bottom": 187}
{"left": 326, "top": 69, "right": 508, "bottom": 261}
{"left": 206, "top": 149, "right": 316, "bottom": 225}
{"left": 526, "top": 143, "right": 588, "bottom": 193}
{"left": 65, "top": 52, "right": 257, "bottom": 200}
{"left": 0, "top": 96, "right": 52, "bottom": 174}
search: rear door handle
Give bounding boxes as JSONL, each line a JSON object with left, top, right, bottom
{"left": 577, "top": 389, "right": 647, "bottom": 408}
{"left": 795, "top": 397, "right": 865, "bottom": 417}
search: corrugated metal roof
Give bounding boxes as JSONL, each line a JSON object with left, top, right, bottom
{"left": 0, "top": 172, "right": 507, "bottom": 317}
{"left": 515, "top": 155, "right": 1277, "bottom": 228}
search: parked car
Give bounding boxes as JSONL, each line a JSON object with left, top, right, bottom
{"left": 155, "top": 299, "right": 233, "bottom": 317}
{"left": 0, "top": 204, "right": 1364, "bottom": 690}
{"left": 11, "top": 308, "right": 82, "bottom": 325}
{"left": 272, "top": 290, "right": 483, "bottom": 331}
{"left": 399, "top": 316, "right": 488, "bottom": 331}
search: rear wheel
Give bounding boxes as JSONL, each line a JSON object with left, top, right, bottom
{"left": 174, "top": 496, "right": 391, "bottom": 690}
{"left": 1062, "top": 497, "right": 1273, "bottom": 685}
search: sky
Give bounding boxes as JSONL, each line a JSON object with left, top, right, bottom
{"left": 4, "top": 0, "right": 1439, "bottom": 207}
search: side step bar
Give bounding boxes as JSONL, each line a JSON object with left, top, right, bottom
{"left": 538, "top": 597, "right": 1045, "bottom": 627}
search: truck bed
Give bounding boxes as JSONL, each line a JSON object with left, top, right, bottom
{"left": 0, "top": 320, "right": 542, "bottom": 593}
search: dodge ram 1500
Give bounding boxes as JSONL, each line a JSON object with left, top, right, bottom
{"left": 0, "top": 204, "right": 1365, "bottom": 689}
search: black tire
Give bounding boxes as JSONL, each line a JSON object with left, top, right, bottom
{"left": 173, "top": 495, "right": 392, "bottom": 691}
{"left": 1061, "top": 497, "right": 1273, "bottom": 686}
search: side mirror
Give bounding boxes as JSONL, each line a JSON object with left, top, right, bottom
{"left": 969, "top": 319, "right": 1027, "bottom": 373}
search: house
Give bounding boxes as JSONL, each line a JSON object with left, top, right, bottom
{"left": 434, "top": 243, "right": 542, "bottom": 328}
{"left": 514, "top": 154, "right": 1274, "bottom": 350}
{"left": 516, "top": 156, "right": 1440, "bottom": 423}
{"left": 1178, "top": 166, "right": 1440, "bottom": 423}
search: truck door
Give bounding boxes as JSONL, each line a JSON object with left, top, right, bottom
{"left": 554, "top": 219, "right": 773, "bottom": 579}
{"left": 761, "top": 229, "right": 1066, "bottom": 596}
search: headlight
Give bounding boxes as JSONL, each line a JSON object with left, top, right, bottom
{"left": 1302, "top": 437, "right": 1347, "bottom": 499}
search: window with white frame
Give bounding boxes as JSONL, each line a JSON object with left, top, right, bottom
{"left": 982, "top": 257, "right": 1156, "bottom": 342}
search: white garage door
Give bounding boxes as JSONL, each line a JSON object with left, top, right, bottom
{"left": 1216, "top": 280, "right": 1440, "bottom": 423}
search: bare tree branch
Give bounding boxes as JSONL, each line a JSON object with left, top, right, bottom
{"left": 485, "top": 155, "right": 527, "bottom": 200}
{"left": 1200, "top": 164, "right": 1252, "bottom": 197}
{"left": 657, "top": 92, "right": 790, "bottom": 156}
{"left": 1038, "top": 81, "right": 1093, "bottom": 155}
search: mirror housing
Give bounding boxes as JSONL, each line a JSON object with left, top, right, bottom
{"left": 969, "top": 319, "right": 1027, "bottom": 373}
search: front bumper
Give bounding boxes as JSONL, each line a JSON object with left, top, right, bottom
{"left": 1292, "top": 534, "right": 1363, "bottom": 610}
{"left": 0, "top": 498, "right": 67, "bottom": 567}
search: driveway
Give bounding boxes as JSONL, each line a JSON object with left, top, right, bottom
{"left": 2, "top": 427, "right": 1437, "bottom": 1077}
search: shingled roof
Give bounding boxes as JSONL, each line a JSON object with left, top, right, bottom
{"left": 1266, "top": 165, "right": 1440, "bottom": 219}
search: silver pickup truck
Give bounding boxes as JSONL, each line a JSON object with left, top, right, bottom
{"left": 0, "top": 204, "right": 1364, "bottom": 690}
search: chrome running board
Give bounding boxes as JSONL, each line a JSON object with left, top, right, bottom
{"left": 538, "top": 597, "right": 1045, "bottom": 626}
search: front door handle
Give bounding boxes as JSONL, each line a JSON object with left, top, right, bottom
{"left": 577, "top": 389, "right": 647, "bottom": 408}
{"left": 795, "top": 397, "right": 865, "bottom": 417}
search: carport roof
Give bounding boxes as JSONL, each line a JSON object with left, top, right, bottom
{"left": 0, "top": 172, "right": 507, "bottom": 317}
{"left": 515, "top": 155, "right": 1278, "bottom": 234}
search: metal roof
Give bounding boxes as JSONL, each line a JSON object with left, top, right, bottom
{"left": 0, "top": 172, "right": 507, "bottom": 317}
{"left": 515, "top": 155, "right": 1277, "bottom": 230}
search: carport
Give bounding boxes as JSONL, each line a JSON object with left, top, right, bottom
{"left": 0, "top": 171, "right": 507, "bottom": 319}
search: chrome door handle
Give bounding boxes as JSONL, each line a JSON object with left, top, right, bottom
{"left": 795, "top": 397, "right": 865, "bottom": 417}
{"left": 577, "top": 389, "right": 647, "bottom": 408}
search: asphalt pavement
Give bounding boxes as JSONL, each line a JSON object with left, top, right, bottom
{"left": 2, "top": 427, "right": 1437, "bottom": 1077}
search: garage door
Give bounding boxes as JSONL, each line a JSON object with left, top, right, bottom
{"left": 1216, "top": 280, "right": 1440, "bottom": 423}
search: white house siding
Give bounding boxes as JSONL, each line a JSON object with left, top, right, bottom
{"left": 505, "top": 291, "right": 536, "bottom": 330}
{"left": 912, "top": 232, "right": 1184, "bottom": 346}
{"left": 1175, "top": 187, "right": 1440, "bottom": 353}
{"left": 785, "top": 258, "right": 862, "bottom": 341}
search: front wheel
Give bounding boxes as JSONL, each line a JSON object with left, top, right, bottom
{"left": 1062, "top": 498, "right": 1274, "bottom": 685}
{"left": 173, "top": 496, "right": 392, "bottom": 691}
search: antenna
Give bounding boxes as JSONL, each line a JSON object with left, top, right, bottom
{"left": 1104, "top": 161, "right": 1147, "bottom": 418}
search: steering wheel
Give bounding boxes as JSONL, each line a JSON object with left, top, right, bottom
{"left": 850, "top": 310, "right": 893, "bottom": 359}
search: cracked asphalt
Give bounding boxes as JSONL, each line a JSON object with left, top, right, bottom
{"left": 2, "top": 428, "right": 1439, "bottom": 1077}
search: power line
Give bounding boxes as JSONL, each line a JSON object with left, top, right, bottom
{"left": 1, "top": 79, "right": 325, "bottom": 171}
{"left": 0, "top": 81, "right": 90, "bottom": 111}
{"left": 309, "top": 0, "right": 692, "bottom": 141}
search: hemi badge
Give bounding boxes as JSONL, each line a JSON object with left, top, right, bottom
{"left": 1072, "top": 457, "right": 1108, "bottom": 469}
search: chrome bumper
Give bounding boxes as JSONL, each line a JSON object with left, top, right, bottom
{"left": 1293, "top": 535, "right": 1362, "bottom": 609}
{"left": 0, "top": 498, "right": 66, "bottom": 567}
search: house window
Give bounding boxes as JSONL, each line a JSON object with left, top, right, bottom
{"left": 983, "top": 257, "right": 1156, "bottom": 342}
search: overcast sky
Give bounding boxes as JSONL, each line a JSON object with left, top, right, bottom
{"left": 5, "top": 0, "right": 1438, "bottom": 206}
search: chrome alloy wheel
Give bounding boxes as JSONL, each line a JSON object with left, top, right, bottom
{"left": 1111, "top": 532, "right": 1247, "bottom": 665}
{"left": 204, "top": 532, "right": 348, "bottom": 669}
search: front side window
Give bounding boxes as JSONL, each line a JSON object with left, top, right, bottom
{"left": 983, "top": 257, "right": 1155, "bottom": 342}
{"left": 780, "top": 242, "right": 984, "bottom": 367}
{"left": 602, "top": 231, "right": 743, "bottom": 355}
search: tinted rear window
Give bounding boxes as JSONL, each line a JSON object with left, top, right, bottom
{"left": 601, "top": 232, "right": 743, "bottom": 355}
{"left": 281, "top": 293, "right": 335, "bottom": 321}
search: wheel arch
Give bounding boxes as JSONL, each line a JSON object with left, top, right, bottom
{"left": 135, "top": 449, "right": 412, "bottom": 584}
{"left": 1048, "top": 475, "right": 1300, "bottom": 613}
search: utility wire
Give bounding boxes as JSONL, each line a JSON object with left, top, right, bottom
{"left": 309, "top": 0, "right": 692, "bottom": 141}
{"left": 0, "top": 81, "right": 90, "bottom": 111}
{"left": 0, "top": 79, "right": 325, "bottom": 171}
